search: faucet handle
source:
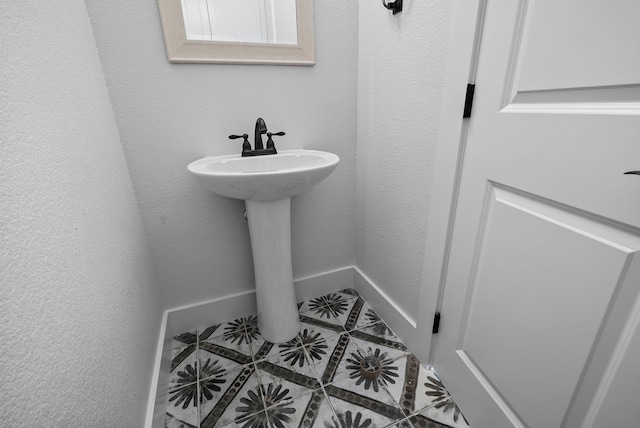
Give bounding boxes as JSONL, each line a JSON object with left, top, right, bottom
{"left": 229, "top": 134, "right": 251, "bottom": 153}
{"left": 229, "top": 133, "right": 249, "bottom": 140}
{"left": 266, "top": 132, "right": 285, "bottom": 150}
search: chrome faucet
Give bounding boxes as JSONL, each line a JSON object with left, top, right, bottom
{"left": 229, "top": 118, "right": 285, "bottom": 157}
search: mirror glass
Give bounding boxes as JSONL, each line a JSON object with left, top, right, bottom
{"left": 157, "top": 0, "right": 314, "bottom": 65}
{"left": 181, "top": 0, "right": 298, "bottom": 45}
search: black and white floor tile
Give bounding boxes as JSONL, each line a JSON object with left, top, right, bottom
{"left": 165, "top": 289, "right": 470, "bottom": 428}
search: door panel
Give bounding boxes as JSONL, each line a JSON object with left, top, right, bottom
{"left": 588, "top": 285, "right": 640, "bottom": 427}
{"left": 461, "top": 184, "right": 640, "bottom": 428}
{"left": 505, "top": 0, "right": 640, "bottom": 114}
{"left": 434, "top": 0, "right": 640, "bottom": 427}
{"left": 517, "top": 0, "right": 640, "bottom": 91}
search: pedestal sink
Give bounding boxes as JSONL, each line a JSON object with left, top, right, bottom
{"left": 188, "top": 149, "right": 339, "bottom": 343}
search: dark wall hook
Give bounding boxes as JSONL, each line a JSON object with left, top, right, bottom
{"left": 382, "top": 0, "right": 403, "bottom": 15}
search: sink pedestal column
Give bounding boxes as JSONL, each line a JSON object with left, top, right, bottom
{"left": 245, "top": 198, "right": 301, "bottom": 343}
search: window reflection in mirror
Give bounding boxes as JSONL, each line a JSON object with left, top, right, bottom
{"left": 181, "top": 0, "right": 298, "bottom": 45}
{"left": 157, "top": 0, "right": 314, "bottom": 65}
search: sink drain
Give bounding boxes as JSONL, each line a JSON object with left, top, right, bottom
{"left": 359, "top": 355, "right": 382, "bottom": 380}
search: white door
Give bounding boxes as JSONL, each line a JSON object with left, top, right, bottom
{"left": 433, "top": 1, "right": 640, "bottom": 427}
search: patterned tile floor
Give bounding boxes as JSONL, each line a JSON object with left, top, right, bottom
{"left": 165, "top": 289, "right": 470, "bottom": 428}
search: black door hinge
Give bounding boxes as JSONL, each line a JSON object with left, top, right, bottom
{"left": 463, "top": 83, "right": 475, "bottom": 118}
{"left": 432, "top": 312, "right": 441, "bottom": 334}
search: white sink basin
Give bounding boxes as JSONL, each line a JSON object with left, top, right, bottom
{"left": 187, "top": 148, "right": 339, "bottom": 343}
{"left": 187, "top": 149, "right": 340, "bottom": 201}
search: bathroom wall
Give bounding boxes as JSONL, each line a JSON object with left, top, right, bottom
{"left": 356, "top": 1, "right": 452, "bottom": 318}
{"left": 1, "top": 0, "right": 161, "bottom": 425}
{"left": 85, "top": 0, "right": 358, "bottom": 309}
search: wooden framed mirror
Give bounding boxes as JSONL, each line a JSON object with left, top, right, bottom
{"left": 157, "top": 0, "right": 314, "bottom": 65}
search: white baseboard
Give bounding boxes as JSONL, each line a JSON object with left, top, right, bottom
{"left": 144, "top": 265, "right": 419, "bottom": 427}
{"left": 352, "top": 266, "right": 418, "bottom": 349}
{"left": 167, "top": 266, "right": 355, "bottom": 334}
{"left": 145, "top": 310, "right": 172, "bottom": 428}
{"left": 168, "top": 289, "right": 258, "bottom": 335}
{"left": 294, "top": 266, "right": 355, "bottom": 302}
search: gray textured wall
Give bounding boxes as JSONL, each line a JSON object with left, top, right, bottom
{"left": 356, "top": 1, "right": 452, "bottom": 318}
{"left": 1, "top": 0, "right": 161, "bottom": 425}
